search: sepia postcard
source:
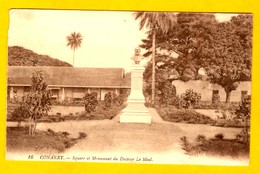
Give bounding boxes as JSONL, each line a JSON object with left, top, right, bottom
{"left": 5, "top": 9, "right": 253, "bottom": 167}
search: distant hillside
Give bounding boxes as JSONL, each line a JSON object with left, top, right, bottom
{"left": 8, "top": 46, "right": 72, "bottom": 67}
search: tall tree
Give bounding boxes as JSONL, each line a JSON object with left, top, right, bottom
{"left": 141, "top": 13, "right": 218, "bottom": 81}
{"left": 205, "top": 15, "right": 252, "bottom": 103}
{"left": 141, "top": 13, "right": 252, "bottom": 104}
{"left": 66, "top": 32, "right": 83, "bottom": 66}
{"left": 142, "top": 13, "right": 217, "bottom": 104}
{"left": 18, "top": 70, "right": 52, "bottom": 136}
{"left": 134, "top": 12, "right": 176, "bottom": 105}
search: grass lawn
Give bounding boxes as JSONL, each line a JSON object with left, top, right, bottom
{"left": 6, "top": 127, "right": 86, "bottom": 154}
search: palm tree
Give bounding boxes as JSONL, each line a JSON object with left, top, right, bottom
{"left": 66, "top": 32, "right": 83, "bottom": 66}
{"left": 134, "top": 12, "right": 176, "bottom": 105}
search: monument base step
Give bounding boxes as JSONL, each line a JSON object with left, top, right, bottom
{"left": 119, "top": 114, "right": 152, "bottom": 124}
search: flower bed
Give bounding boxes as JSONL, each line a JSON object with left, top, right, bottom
{"left": 157, "top": 108, "right": 216, "bottom": 125}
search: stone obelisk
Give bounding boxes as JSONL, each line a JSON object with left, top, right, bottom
{"left": 119, "top": 48, "right": 152, "bottom": 124}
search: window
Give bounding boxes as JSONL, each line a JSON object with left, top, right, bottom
{"left": 241, "top": 91, "right": 248, "bottom": 101}
{"left": 50, "top": 89, "right": 59, "bottom": 99}
{"left": 24, "top": 86, "right": 30, "bottom": 92}
{"left": 213, "top": 90, "right": 219, "bottom": 95}
{"left": 24, "top": 86, "right": 30, "bottom": 95}
{"left": 73, "top": 88, "right": 86, "bottom": 99}
{"left": 212, "top": 90, "right": 220, "bottom": 104}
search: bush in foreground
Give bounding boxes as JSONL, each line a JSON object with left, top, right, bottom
{"left": 6, "top": 127, "right": 87, "bottom": 153}
{"left": 180, "top": 134, "right": 249, "bottom": 158}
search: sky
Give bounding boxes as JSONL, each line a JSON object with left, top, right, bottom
{"left": 8, "top": 10, "right": 237, "bottom": 70}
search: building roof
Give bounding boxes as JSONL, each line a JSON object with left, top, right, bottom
{"left": 8, "top": 66, "right": 130, "bottom": 88}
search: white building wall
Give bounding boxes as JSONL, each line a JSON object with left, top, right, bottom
{"left": 229, "top": 81, "right": 252, "bottom": 101}
{"left": 72, "top": 88, "right": 86, "bottom": 99}
{"left": 15, "top": 87, "right": 24, "bottom": 99}
{"left": 64, "top": 88, "right": 73, "bottom": 100}
{"left": 172, "top": 80, "right": 251, "bottom": 102}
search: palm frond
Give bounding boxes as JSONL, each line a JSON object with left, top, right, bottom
{"left": 66, "top": 32, "right": 83, "bottom": 50}
{"left": 134, "top": 11, "right": 177, "bottom": 33}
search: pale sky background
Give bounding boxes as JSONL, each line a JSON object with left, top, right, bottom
{"left": 8, "top": 10, "right": 237, "bottom": 70}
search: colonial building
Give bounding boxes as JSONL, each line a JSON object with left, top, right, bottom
{"left": 7, "top": 66, "right": 131, "bottom": 102}
{"left": 172, "top": 80, "right": 251, "bottom": 102}
{"left": 7, "top": 66, "right": 251, "bottom": 104}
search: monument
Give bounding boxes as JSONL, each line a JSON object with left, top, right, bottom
{"left": 119, "top": 47, "right": 152, "bottom": 124}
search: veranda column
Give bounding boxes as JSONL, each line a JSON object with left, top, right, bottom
{"left": 60, "top": 87, "right": 65, "bottom": 101}
{"left": 119, "top": 48, "right": 152, "bottom": 124}
{"left": 9, "top": 86, "right": 14, "bottom": 100}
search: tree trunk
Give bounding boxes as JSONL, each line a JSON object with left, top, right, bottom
{"left": 33, "top": 120, "right": 37, "bottom": 135}
{"left": 151, "top": 31, "right": 156, "bottom": 105}
{"left": 28, "top": 117, "right": 32, "bottom": 136}
{"left": 245, "top": 117, "right": 249, "bottom": 145}
{"left": 28, "top": 117, "right": 37, "bottom": 136}
{"left": 73, "top": 48, "right": 75, "bottom": 66}
{"left": 225, "top": 90, "right": 232, "bottom": 104}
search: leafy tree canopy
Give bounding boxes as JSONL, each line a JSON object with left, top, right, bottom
{"left": 141, "top": 13, "right": 252, "bottom": 103}
{"left": 204, "top": 15, "right": 252, "bottom": 102}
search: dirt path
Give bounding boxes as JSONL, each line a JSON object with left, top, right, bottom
{"left": 6, "top": 107, "right": 247, "bottom": 165}
{"left": 35, "top": 109, "right": 248, "bottom": 165}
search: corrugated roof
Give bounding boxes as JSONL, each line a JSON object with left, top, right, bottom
{"left": 8, "top": 66, "right": 130, "bottom": 88}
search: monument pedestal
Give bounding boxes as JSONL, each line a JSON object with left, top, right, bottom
{"left": 119, "top": 64, "right": 152, "bottom": 124}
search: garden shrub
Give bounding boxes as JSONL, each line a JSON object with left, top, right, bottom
{"left": 214, "top": 133, "right": 224, "bottom": 140}
{"left": 112, "top": 92, "right": 128, "bottom": 106}
{"left": 78, "top": 132, "right": 87, "bottom": 139}
{"left": 59, "top": 103, "right": 125, "bottom": 121}
{"left": 117, "top": 94, "right": 127, "bottom": 105}
{"left": 104, "top": 92, "right": 112, "bottom": 109}
{"left": 180, "top": 136, "right": 192, "bottom": 152}
{"left": 235, "top": 95, "right": 251, "bottom": 144}
{"left": 178, "top": 89, "right": 201, "bottom": 109}
{"left": 112, "top": 92, "right": 117, "bottom": 104}
{"left": 11, "top": 105, "right": 30, "bottom": 126}
{"left": 212, "top": 93, "right": 220, "bottom": 109}
{"left": 62, "top": 131, "right": 70, "bottom": 136}
{"left": 47, "top": 128, "right": 55, "bottom": 135}
{"left": 236, "top": 129, "right": 250, "bottom": 144}
{"left": 196, "top": 135, "right": 206, "bottom": 145}
{"left": 48, "top": 115, "right": 63, "bottom": 122}
{"left": 103, "top": 91, "right": 128, "bottom": 109}
{"left": 180, "top": 135, "right": 249, "bottom": 158}
{"left": 157, "top": 108, "right": 215, "bottom": 125}
{"left": 180, "top": 136, "right": 203, "bottom": 155}
{"left": 156, "top": 81, "right": 177, "bottom": 107}
{"left": 83, "top": 92, "right": 98, "bottom": 113}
